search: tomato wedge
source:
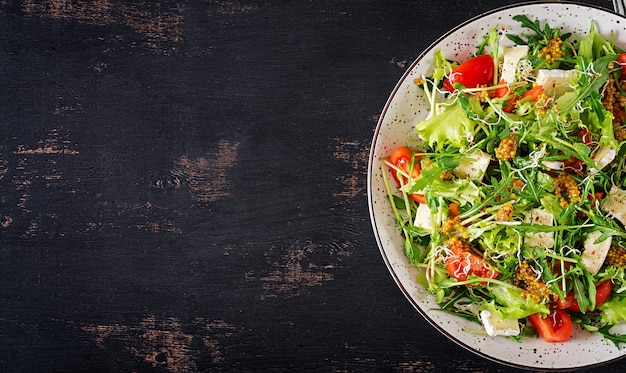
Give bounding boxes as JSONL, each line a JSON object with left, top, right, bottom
{"left": 556, "top": 280, "right": 613, "bottom": 313}
{"left": 494, "top": 79, "right": 516, "bottom": 112}
{"left": 527, "top": 307, "right": 573, "bottom": 343}
{"left": 618, "top": 53, "right": 626, "bottom": 78}
{"left": 387, "top": 146, "right": 425, "bottom": 204}
{"left": 410, "top": 193, "right": 427, "bottom": 204}
{"left": 521, "top": 84, "right": 544, "bottom": 101}
{"left": 445, "top": 243, "right": 499, "bottom": 283}
{"left": 555, "top": 292, "right": 576, "bottom": 310}
{"left": 443, "top": 54, "right": 494, "bottom": 92}
{"left": 577, "top": 128, "right": 591, "bottom": 147}
{"left": 388, "top": 146, "right": 419, "bottom": 183}
{"left": 494, "top": 83, "right": 544, "bottom": 113}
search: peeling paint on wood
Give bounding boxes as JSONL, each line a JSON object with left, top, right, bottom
{"left": 251, "top": 240, "right": 351, "bottom": 300}
{"left": 206, "top": 1, "right": 258, "bottom": 16}
{"left": 14, "top": 130, "right": 79, "bottom": 155}
{"left": 135, "top": 219, "right": 183, "bottom": 234}
{"left": 173, "top": 140, "right": 240, "bottom": 203}
{"left": 1, "top": 215, "right": 12, "bottom": 228}
{"left": 20, "top": 0, "right": 184, "bottom": 52}
{"left": 82, "top": 316, "right": 235, "bottom": 372}
{"left": 332, "top": 137, "right": 369, "bottom": 198}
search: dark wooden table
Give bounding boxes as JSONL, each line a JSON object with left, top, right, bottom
{"left": 1, "top": 0, "right": 624, "bottom": 371}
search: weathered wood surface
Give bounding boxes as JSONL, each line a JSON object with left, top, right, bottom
{"left": 0, "top": 0, "right": 622, "bottom": 371}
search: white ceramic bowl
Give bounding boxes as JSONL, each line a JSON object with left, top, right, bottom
{"left": 368, "top": 1, "right": 626, "bottom": 370}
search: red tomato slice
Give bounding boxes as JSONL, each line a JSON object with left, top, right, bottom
{"left": 577, "top": 128, "right": 591, "bottom": 147}
{"left": 521, "top": 84, "right": 544, "bottom": 101}
{"left": 443, "top": 55, "right": 494, "bottom": 92}
{"left": 494, "top": 82, "right": 544, "bottom": 112}
{"left": 388, "top": 146, "right": 425, "bottom": 203}
{"left": 445, "top": 245, "right": 499, "bottom": 283}
{"left": 388, "top": 146, "right": 420, "bottom": 184}
{"left": 557, "top": 280, "right": 613, "bottom": 313}
{"left": 410, "top": 193, "right": 427, "bottom": 204}
{"left": 618, "top": 53, "right": 626, "bottom": 78}
{"left": 592, "top": 280, "right": 613, "bottom": 308}
{"left": 494, "top": 80, "right": 517, "bottom": 112}
{"left": 527, "top": 307, "right": 573, "bottom": 343}
{"left": 563, "top": 156, "right": 585, "bottom": 175}
{"left": 555, "top": 291, "right": 576, "bottom": 310}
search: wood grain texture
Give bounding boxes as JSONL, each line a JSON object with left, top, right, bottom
{"left": 0, "top": 0, "right": 622, "bottom": 372}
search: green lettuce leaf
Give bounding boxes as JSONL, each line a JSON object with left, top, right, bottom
{"left": 481, "top": 285, "right": 550, "bottom": 319}
{"left": 600, "top": 293, "right": 626, "bottom": 325}
{"left": 588, "top": 108, "right": 618, "bottom": 150}
{"left": 415, "top": 100, "right": 477, "bottom": 151}
{"left": 407, "top": 177, "right": 481, "bottom": 207}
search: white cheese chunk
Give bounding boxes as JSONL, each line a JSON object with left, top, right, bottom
{"left": 591, "top": 145, "right": 616, "bottom": 172}
{"left": 452, "top": 150, "right": 491, "bottom": 182}
{"left": 524, "top": 208, "right": 555, "bottom": 249}
{"left": 542, "top": 160, "right": 564, "bottom": 170}
{"left": 501, "top": 46, "right": 529, "bottom": 83}
{"left": 581, "top": 231, "right": 612, "bottom": 275}
{"left": 536, "top": 69, "right": 573, "bottom": 98}
{"left": 414, "top": 202, "right": 433, "bottom": 232}
{"left": 602, "top": 186, "right": 626, "bottom": 226}
{"left": 479, "top": 310, "right": 520, "bottom": 337}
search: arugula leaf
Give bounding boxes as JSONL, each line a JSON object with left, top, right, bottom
{"left": 596, "top": 325, "right": 626, "bottom": 348}
{"left": 556, "top": 54, "right": 616, "bottom": 113}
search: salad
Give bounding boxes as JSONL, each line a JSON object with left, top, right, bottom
{"left": 382, "top": 15, "right": 626, "bottom": 344}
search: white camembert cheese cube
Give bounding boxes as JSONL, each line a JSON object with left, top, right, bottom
{"left": 479, "top": 310, "right": 520, "bottom": 337}
{"left": 452, "top": 150, "right": 491, "bottom": 182}
{"left": 501, "top": 46, "right": 529, "bottom": 83}
{"left": 536, "top": 69, "right": 573, "bottom": 97}
{"left": 542, "top": 160, "right": 564, "bottom": 170}
{"left": 524, "top": 208, "right": 554, "bottom": 249}
{"left": 414, "top": 202, "right": 433, "bottom": 232}
{"left": 591, "top": 145, "right": 616, "bottom": 172}
{"left": 581, "top": 231, "right": 612, "bottom": 275}
{"left": 602, "top": 186, "right": 626, "bottom": 226}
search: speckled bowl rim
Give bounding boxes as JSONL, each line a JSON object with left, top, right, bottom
{"left": 368, "top": 1, "right": 626, "bottom": 371}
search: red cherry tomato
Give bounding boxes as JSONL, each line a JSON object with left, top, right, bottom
{"left": 556, "top": 280, "right": 613, "bottom": 313}
{"left": 555, "top": 292, "right": 577, "bottom": 310}
{"left": 521, "top": 84, "right": 544, "bottom": 101}
{"left": 445, "top": 244, "right": 499, "bottom": 283}
{"left": 563, "top": 156, "right": 584, "bottom": 175}
{"left": 494, "top": 79, "right": 517, "bottom": 112}
{"left": 577, "top": 128, "right": 591, "bottom": 147}
{"left": 527, "top": 307, "right": 573, "bottom": 343}
{"left": 494, "top": 83, "right": 544, "bottom": 112}
{"left": 443, "top": 55, "right": 495, "bottom": 92}
{"left": 387, "top": 146, "right": 426, "bottom": 204}
{"left": 389, "top": 146, "right": 426, "bottom": 203}
{"left": 388, "top": 146, "right": 419, "bottom": 183}
{"left": 410, "top": 193, "right": 427, "bottom": 204}
{"left": 617, "top": 53, "right": 626, "bottom": 78}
